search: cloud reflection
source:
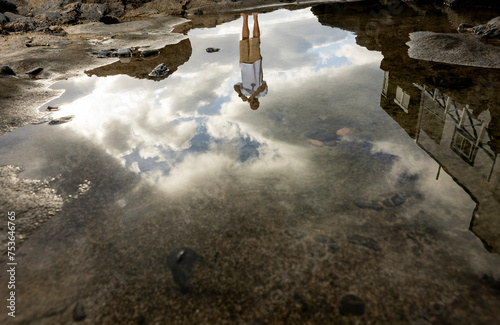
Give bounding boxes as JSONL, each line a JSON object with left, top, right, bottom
{"left": 46, "top": 8, "right": 384, "bottom": 192}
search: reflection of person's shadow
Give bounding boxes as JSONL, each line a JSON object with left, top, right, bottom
{"left": 234, "top": 13, "right": 268, "bottom": 110}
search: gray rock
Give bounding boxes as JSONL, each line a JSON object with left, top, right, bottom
{"left": 117, "top": 48, "right": 132, "bottom": 58}
{"left": 1, "top": 65, "right": 15, "bottom": 76}
{"left": 167, "top": 247, "right": 202, "bottom": 293}
{"left": 140, "top": 49, "right": 160, "bottom": 58}
{"left": 0, "top": 13, "right": 7, "bottom": 24}
{"left": 72, "top": 301, "right": 86, "bottom": 321}
{"left": 148, "top": 63, "right": 169, "bottom": 78}
{"left": 314, "top": 234, "right": 339, "bottom": 253}
{"left": 473, "top": 24, "right": 488, "bottom": 35}
{"left": 4, "top": 11, "right": 23, "bottom": 22}
{"left": 348, "top": 234, "right": 380, "bottom": 251}
{"left": 339, "top": 294, "right": 365, "bottom": 316}
{"left": 482, "top": 16, "right": 500, "bottom": 39}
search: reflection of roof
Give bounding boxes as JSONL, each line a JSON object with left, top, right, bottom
{"left": 85, "top": 38, "right": 192, "bottom": 81}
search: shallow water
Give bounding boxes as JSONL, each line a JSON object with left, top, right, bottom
{"left": 1, "top": 4, "right": 500, "bottom": 324}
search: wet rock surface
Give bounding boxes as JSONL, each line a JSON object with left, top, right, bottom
{"left": 148, "top": 63, "right": 169, "bottom": 78}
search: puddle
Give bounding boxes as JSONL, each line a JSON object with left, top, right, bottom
{"left": 1, "top": 3, "right": 500, "bottom": 324}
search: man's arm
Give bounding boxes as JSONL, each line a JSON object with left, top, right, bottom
{"left": 249, "top": 81, "right": 267, "bottom": 100}
{"left": 234, "top": 84, "right": 248, "bottom": 101}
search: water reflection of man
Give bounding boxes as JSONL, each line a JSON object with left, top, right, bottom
{"left": 234, "top": 13, "right": 268, "bottom": 110}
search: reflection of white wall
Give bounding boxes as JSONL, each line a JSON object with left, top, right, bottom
{"left": 395, "top": 86, "right": 410, "bottom": 113}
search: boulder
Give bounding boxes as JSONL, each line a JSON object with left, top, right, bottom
{"left": 0, "top": 0, "right": 17, "bottom": 14}
{"left": 80, "top": 3, "right": 108, "bottom": 22}
{"left": 0, "top": 12, "right": 6, "bottom": 24}
{"left": 482, "top": 16, "right": 500, "bottom": 39}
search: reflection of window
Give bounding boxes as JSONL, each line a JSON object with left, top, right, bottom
{"left": 451, "top": 127, "right": 478, "bottom": 165}
{"left": 382, "top": 71, "right": 389, "bottom": 97}
{"left": 394, "top": 86, "right": 410, "bottom": 113}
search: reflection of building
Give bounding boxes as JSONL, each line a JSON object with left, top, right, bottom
{"left": 415, "top": 86, "right": 499, "bottom": 254}
{"left": 312, "top": 0, "right": 500, "bottom": 254}
{"left": 380, "top": 70, "right": 500, "bottom": 253}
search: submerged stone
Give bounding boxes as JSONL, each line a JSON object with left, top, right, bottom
{"left": 206, "top": 47, "right": 220, "bottom": 53}
{"left": 382, "top": 194, "right": 406, "bottom": 207}
{"left": 339, "top": 294, "right": 365, "bottom": 316}
{"left": 348, "top": 234, "right": 380, "bottom": 251}
{"left": 355, "top": 202, "right": 384, "bottom": 211}
{"left": 167, "top": 247, "right": 202, "bottom": 293}
{"left": 309, "top": 139, "right": 324, "bottom": 147}
{"left": 73, "top": 301, "right": 86, "bottom": 321}
{"left": 304, "top": 128, "right": 340, "bottom": 146}
{"left": 314, "top": 234, "right": 339, "bottom": 252}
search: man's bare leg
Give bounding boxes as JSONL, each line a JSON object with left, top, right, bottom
{"left": 241, "top": 13, "right": 249, "bottom": 39}
{"left": 252, "top": 12, "right": 260, "bottom": 38}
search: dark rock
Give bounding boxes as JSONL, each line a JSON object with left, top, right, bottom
{"left": 1, "top": 65, "right": 15, "bottom": 76}
{"left": 382, "top": 194, "right": 406, "bottom": 207}
{"left": 0, "top": 0, "right": 17, "bottom": 14}
{"left": 304, "top": 128, "right": 340, "bottom": 146}
{"left": 348, "top": 234, "right": 380, "bottom": 251}
{"left": 100, "top": 15, "right": 119, "bottom": 24}
{"left": 457, "top": 23, "right": 474, "bottom": 31}
{"left": 73, "top": 301, "right": 86, "bottom": 321}
{"left": 425, "top": 74, "right": 472, "bottom": 89}
{"left": 25, "top": 67, "right": 43, "bottom": 77}
{"left": 0, "top": 12, "right": 7, "bottom": 24}
{"left": 167, "top": 247, "right": 202, "bottom": 292}
{"left": 284, "top": 229, "right": 306, "bottom": 239}
{"left": 48, "top": 115, "right": 74, "bottom": 125}
{"left": 140, "top": 49, "right": 160, "bottom": 58}
{"left": 314, "top": 234, "right": 339, "bottom": 252}
{"left": 148, "top": 63, "right": 169, "bottom": 78}
{"left": 206, "top": 47, "right": 220, "bottom": 53}
{"left": 339, "top": 294, "right": 365, "bottom": 316}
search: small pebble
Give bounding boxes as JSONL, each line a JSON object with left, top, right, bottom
{"left": 309, "top": 139, "right": 324, "bottom": 147}
{"left": 336, "top": 127, "right": 351, "bottom": 136}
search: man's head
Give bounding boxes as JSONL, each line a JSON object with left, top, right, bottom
{"left": 249, "top": 98, "right": 260, "bottom": 110}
